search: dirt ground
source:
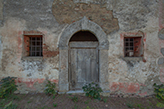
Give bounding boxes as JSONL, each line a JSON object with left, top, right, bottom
{"left": 0, "top": 93, "right": 163, "bottom": 109}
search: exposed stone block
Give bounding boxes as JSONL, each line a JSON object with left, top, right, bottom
{"left": 161, "top": 48, "right": 164, "bottom": 56}
{"left": 158, "top": 57, "right": 164, "bottom": 65}
{"left": 43, "top": 43, "right": 59, "bottom": 58}
{"left": 52, "top": 0, "right": 119, "bottom": 34}
{"left": 159, "top": 28, "right": 164, "bottom": 40}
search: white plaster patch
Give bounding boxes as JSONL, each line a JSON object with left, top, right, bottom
{"left": 48, "top": 69, "right": 59, "bottom": 80}
{"left": 108, "top": 32, "right": 123, "bottom": 57}
{"left": 145, "top": 16, "right": 159, "bottom": 32}
{"left": 145, "top": 31, "right": 160, "bottom": 60}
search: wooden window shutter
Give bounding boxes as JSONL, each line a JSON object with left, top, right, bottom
{"left": 133, "top": 37, "right": 141, "bottom": 57}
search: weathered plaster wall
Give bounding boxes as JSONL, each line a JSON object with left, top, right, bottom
{"left": 107, "top": 0, "right": 160, "bottom": 95}
{"left": 159, "top": 0, "right": 164, "bottom": 29}
{"left": 0, "top": 0, "right": 3, "bottom": 19}
{"left": 0, "top": 0, "right": 163, "bottom": 96}
{"left": 0, "top": 0, "right": 62, "bottom": 93}
{"left": 158, "top": 0, "right": 164, "bottom": 88}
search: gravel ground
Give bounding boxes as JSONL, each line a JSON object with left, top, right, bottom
{"left": 0, "top": 94, "right": 163, "bottom": 109}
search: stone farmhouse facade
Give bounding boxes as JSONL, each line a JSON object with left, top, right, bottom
{"left": 0, "top": 0, "right": 164, "bottom": 96}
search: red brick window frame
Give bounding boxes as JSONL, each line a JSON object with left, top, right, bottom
{"left": 124, "top": 37, "right": 142, "bottom": 57}
{"left": 23, "top": 31, "right": 43, "bottom": 57}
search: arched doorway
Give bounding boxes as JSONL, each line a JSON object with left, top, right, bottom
{"left": 58, "top": 17, "right": 109, "bottom": 92}
{"left": 69, "top": 31, "right": 99, "bottom": 90}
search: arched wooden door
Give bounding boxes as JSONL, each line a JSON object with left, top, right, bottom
{"left": 69, "top": 31, "right": 99, "bottom": 90}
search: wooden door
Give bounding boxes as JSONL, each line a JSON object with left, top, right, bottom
{"left": 69, "top": 42, "right": 99, "bottom": 90}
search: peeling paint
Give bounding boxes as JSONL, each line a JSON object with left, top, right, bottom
{"left": 15, "top": 78, "right": 58, "bottom": 93}
{"left": 110, "top": 82, "right": 140, "bottom": 93}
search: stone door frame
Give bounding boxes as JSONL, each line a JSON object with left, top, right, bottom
{"left": 58, "top": 17, "right": 109, "bottom": 92}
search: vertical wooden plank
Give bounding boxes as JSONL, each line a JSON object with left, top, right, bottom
{"left": 82, "top": 49, "right": 86, "bottom": 83}
{"left": 90, "top": 49, "right": 93, "bottom": 82}
{"left": 70, "top": 49, "right": 77, "bottom": 89}
{"left": 68, "top": 48, "right": 71, "bottom": 83}
{"left": 69, "top": 42, "right": 99, "bottom": 90}
{"left": 91, "top": 49, "right": 96, "bottom": 82}
{"left": 84, "top": 49, "right": 87, "bottom": 84}
{"left": 69, "top": 49, "right": 73, "bottom": 89}
{"left": 78, "top": 49, "right": 86, "bottom": 88}
{"left": 75, "top": 49, "right": 78, "bottom": 89}
{"left": 91, "top": 48, "right": 99, "bottom": 83}
{"left": 80, "top": 49, "right": 85, "bottom": 82}
{"left": 77, "top": 49, "right": 83, "bottom": 82}
{"left": 87, "top": 49, "right": 91, "bottom": 83}
{"left": 96, "top": 48, "right": 99, "bottom": 82}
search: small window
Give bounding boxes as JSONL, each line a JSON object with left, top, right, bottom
{"left": 24, "top": 35, "right": 43, "bottom": 57}
{"left": 124, "top": 37, "right": 142, "bottom": 57}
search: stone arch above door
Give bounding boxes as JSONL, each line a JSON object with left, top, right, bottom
{"left": 58, "top": 17, "right": 109, "bottom": 92}
{"left": 59, "top": 17, "right": 109, "bottom": 50}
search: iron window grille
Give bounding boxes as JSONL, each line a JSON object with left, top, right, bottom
{"left": 124, "top": 37, "right": 141, "bottom": 57}
{"left": 29, "top": 37, "right": 43, "bottom": 56}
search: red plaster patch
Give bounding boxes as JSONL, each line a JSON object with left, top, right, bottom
{"left": 160, "top": 78, "right": 164, "bottom": 83}
{"left": 120, "top": 34, "right": 124, "bottom": 47}
{"left": 143, "top": 58, "right": 146, "bottom": 62}
{"left": 18, "top": 37, "right": 22, "bottom": 48}
{"left": 119, "top": 83, "right": 125, "bottom": 90}
{"left": 16, "top": 78, "right": 23, "bottom": 83}
{"left": 160, "top": 69, "right": 164, "bottom": 76}
{"left": 126, "top": 83, "right": 140, "bottom": 93}
{"left": 17, "top": 32, "right": 23, "bottom": 61}
{"left": 140, "top": 83, "right": 146, "bottom": 86}
{"left": 143, "top": 33, "right": 147, "bottom": 42}
{"left": 110, "top": 82, "right": 119, "bottom": 91}
{"left": 15, "top": 78, "right": 45, "bottom": 89}
{"left": 138, "top": 92, "right": 147, "bottom": 96}
{"left": 110, "top": 82, "right": 140, "bottom": 93}
{"left": 24, "top": 80, "right": 37, "bottom": 88}
{"left": 159, "top": 40, "right": 164, "bottom": 47}
{"left": 102, "top": 18, "right": 105, "bottom": 20}
{"left": 15, "top": 78, "right": 58, "bottom": 89}
{"left": 37, "top": 78, "right": 45, "bottom": 83}
{"left": 18, "top": 31, "right": 22, "bottom": 36}
{"left": 43, "top": 43, "right": 59, "bottom": 58}
{"left": 42, "top": 31, "right": 47, "bottom": 36}
{"left": 49, "top": 79, "right": 59, "bottom": 84}
{"left": 23, "top": 31, "right": 43, "bottom": 35}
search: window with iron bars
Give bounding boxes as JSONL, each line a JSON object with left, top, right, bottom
{"left": 124, "top": 37, "right": 142, "bottom": 57}
{"left": 24, "top": 35, "right": 43, "bottom": 57}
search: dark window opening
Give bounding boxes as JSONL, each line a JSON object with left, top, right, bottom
{"left": 24, "top": 35, "right": 43, "bottom": 57}
{"left": 124, "top": 37, "right": 142, "bottom": 57}
{"left": 70, "top": 31, "right": 98, "bottom": 42}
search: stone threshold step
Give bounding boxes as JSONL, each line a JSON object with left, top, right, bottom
{"left": 58, "top": 90, "right": 110, "bottom": 94}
